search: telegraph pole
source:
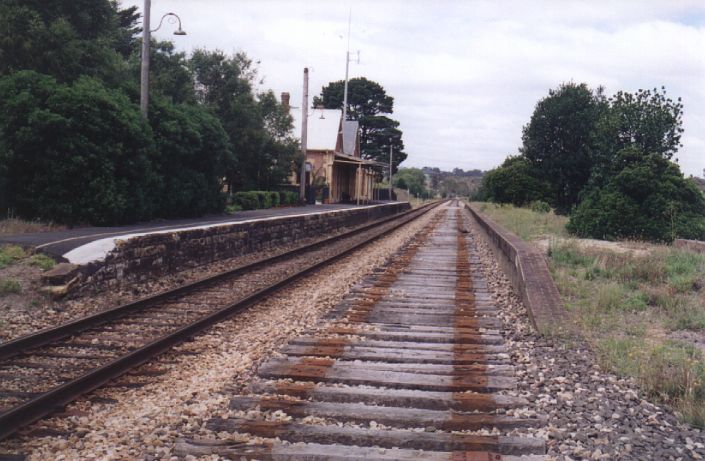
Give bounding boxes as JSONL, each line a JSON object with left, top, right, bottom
{"left": 140, "top": 0, "right": 151, "bottom": 117}
{"left": 299, "top": 68, "right": 309, "bottom": 202}
{"left": 388, "top": 139, "right": 393, "bottom": 201}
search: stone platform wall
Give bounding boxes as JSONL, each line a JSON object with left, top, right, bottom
{"left": 463, "top": 202, "right": 567, "bottom": 335}
{"left": 82, "top": 203, "right": 410, "bottom": 289}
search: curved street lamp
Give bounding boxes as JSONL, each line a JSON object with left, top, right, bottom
{"left": 140, "top": 0, "right": 187, "bottom": 117}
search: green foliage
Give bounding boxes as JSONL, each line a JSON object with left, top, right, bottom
{"left": 315, "top": 77, "right": 406, "bottom": 171}
{"left": 479, "top": 156, "right": 551, "bottom": 206}
{"left": 0, "top": 71, "right": 155, "bottom": 225}
{"left": 0, "top": 245, "right": 26, "bottom": 268}
{"left": 148, "top": 96, "right": 232, "bottom": 217}
{"left": 521, "top": 83, "right": 604, "bottom": 213}
{"left": 568, "top": 150, "right": 705, "bottom": 242}
{"left": 29, "top": 253, "right": 56, "bottom": 271}
{"left": 269, "top": 191, "right": 280, "bottom": 208}
{"left": 394, "top": 168, "right": 428, "bottom": 197}
{"left": 0, "top": 279, "right": 21, "bottom": 295}
{"left": 0, "top": 0, "right": 135, "bottom": 85}
{"left": 233, "top": 192, "right": 260, "bottom": 211}
{"left": 530, "top": 200, "right": 551, "bottom": 213}
{"left": 279, "top": 191, "right": 300, "bottom": 206}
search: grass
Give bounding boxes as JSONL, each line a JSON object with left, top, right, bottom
{"left": 0, "top": 279, "right": 21, "bottom": 295}
{"left": 29, "top": 254, "right": 56, "bottom": 271}
{"left": 0, "top": 218, "right": 65, "bottom": 237}
{"left": 471, "top": 202, "right": 705, "bottom": 427}
{"left": 471, "top": 202, "right": 569, "bottom": 241}
{"left": 0, "top": 245, "right": 26, "bottom": 269}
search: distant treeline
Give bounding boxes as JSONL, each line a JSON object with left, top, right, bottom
{"left": 0, "top": 1, "right": 298, "bottom": 225}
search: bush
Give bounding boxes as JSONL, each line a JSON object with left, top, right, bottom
{"left": 255, "top": 191, "right": 271, "bottom": 209}
{"left": 233, "top": 191, "right": 259, "bottom": 210}
{"left": 530, "top": 200, "right": 551, "bottom": 213}
{"left": 280, "top": 191, "right": 300, "bottom": 206}
{"left": 568, "top": 150, "right": 705, "bottom": 242}
{"left": 478, "top": 156, "right": 551, "bottom": 207}
{"left": 0, "top": 71, "right": 155, "bottom": 225}
{"left": 269, "top": 191, "right": 280, "bottom": 207}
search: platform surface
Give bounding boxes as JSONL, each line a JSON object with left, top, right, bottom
{"left": 0, "top": 203, "right": 386, "bottom": 261}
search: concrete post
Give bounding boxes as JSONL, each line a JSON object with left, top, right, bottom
{"left": 299, "top": 68, "right": 309, "bottom": 202}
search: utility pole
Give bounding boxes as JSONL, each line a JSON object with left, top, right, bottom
{"left": 342, "top": 10, "right": 351, "bottom": 122}
{"left": 299, "top": 68, "right": 309, "bottom": 202}
{"left": 388, "top": 138, "right": 393, "bottom": 201}
{"left": 140, "top": 0, "right": 151, "bottom": 117}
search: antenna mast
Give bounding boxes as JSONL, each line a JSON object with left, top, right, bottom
{"left": 342, "top": 9, "right": 352, "bottom": 122}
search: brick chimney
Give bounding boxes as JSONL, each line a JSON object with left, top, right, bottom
{"left": 281, "top": 92, "right": 290, "bottom": 110}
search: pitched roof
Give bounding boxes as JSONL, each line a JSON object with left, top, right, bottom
{"left": 342, "top": 120, "right": 359, "bottom": 156}
{"left": 290, "top": 108, "right": 342, "bottom": 151}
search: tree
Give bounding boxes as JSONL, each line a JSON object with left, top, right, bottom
{"left": 521, "top": 82, "right": 604, "bottom": 213}
{"left": 314, "top": 77, "right": 407, "bottom": 172}
{"left": 148, "top": 96, "right": 233, "bottom": 217}
{"left": 0, "top": 71, "right": 155, "bottom": 225}
{"left": 394, "top": 168, "right": 427, "bottom": 197}
{"left": 478, "top": 156, "right": 550, "bottom": 206}
{"left": 0, "top": 0, "right": 134, "bottom": 86}
{"left": 568, "top": 148, "right": 705, "bottom": 242}
{"left": 592, "top": 87, "right": 683, "bottom": 184}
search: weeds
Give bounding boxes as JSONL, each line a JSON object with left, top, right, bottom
{"left": 0, "top": 279, "right": 21, "bottom": 295}
{"left": 0, "top": 245, "right": 26, "bottom": 268}
{"left": 29, "top": 254, "right": 56, "bottom": 271}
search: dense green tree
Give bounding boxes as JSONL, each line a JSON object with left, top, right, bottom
{"left": 314, "top": 77, "right": 406, "bottom": 171}
{"left": 0, "top": 0, "right": 134, "bottom": 85}
{"left": 479, "top": 156, "right": 551, "bottom": 206}
{"left": 592, "top": 87, "right": 683, "bottom": 184}
{"left": 190, "top": 50, "right": 296, "bottom": 191}
{"left": 568, "top": 148, "right": 705, "bottom": 242}
{"left": 148, "top": 96, "right": 233, "bottom": 217}
{"left": 394, "top": 168, "right": 427, "bottom": 197}
{"left": 0, "top": 71, "right": 155, "bottom": 225}
{"left": 521, "top": 82, "right": 604, "bottom": 213}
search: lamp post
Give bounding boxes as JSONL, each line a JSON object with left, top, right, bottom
{"left": 140, "top": 0, "right": 187, "bottom": 117}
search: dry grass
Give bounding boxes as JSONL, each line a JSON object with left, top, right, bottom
{"left": 0, "top": 218, "right": 65, "bottom": 237}
{"left": 549, "top": 240, "right": 705, "bottom": 426}
{"left": 471, "top": 202, "right": 705, "bottom": 427}
{"left": 470, "top": 202, "right": 569, "bottom": 240}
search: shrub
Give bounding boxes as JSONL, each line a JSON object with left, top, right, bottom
{"left": 280, "top": 191, "right": 300, "bottom": 206}
{"left": 568, "top": 150, "right": 705, "bottom": 242}
{"left": 269, "top": 191, "right": 280, "bottom": 207}
{"left": 255, "top": 191, "right": 272, "bottom": 209}
{"left": 233, "top": 191, "right": 259, "bottom": 210}
{"left": 478, "top": 156, "right": 551, "bottom": 207}
{"left": 530, "top": 200, "right": 551, "bottom": 213}
{"left": 0, "top": 71, "right": 156, "bottom": 225}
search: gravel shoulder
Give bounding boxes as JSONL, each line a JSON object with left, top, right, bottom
{"left": 0, "top": 206, "right": 442, "bottom": 460}
{"left": 463, "top": 208, "right": 705, "bottom": 461}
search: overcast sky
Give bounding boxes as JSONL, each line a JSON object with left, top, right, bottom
{"left": 122, "top": 0, "right": 705, "bottom": 176}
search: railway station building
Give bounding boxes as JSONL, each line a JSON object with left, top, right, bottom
{"left": 284, "top": 93, "right": 380, "bottom": 204}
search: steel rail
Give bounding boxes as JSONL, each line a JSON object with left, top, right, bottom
{"left": 0, "top": 202, "right": 436, "bottom": 362}
{"left": 0, "top": 201, "right": 442, "bottom": 440}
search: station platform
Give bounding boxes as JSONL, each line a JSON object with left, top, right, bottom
{"left": 0, "top": 203, "right": 390, "bottom": 263}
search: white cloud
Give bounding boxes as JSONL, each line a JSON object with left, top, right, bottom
{"left": 123, "top": 0, "right": 705, "bottom": 176}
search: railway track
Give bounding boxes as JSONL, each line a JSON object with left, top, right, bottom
{"left": 177, "top": 202, "right": 548, "bottom": 460}
{"left": 0, "top": 202, "right": 440, "bottom": 441}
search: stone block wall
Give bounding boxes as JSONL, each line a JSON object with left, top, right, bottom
{"left": 463, "top": 202, "right": 567, "bottom": 335}
{"left": 83, "top": 203, "right": 410, "bottom": 288}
